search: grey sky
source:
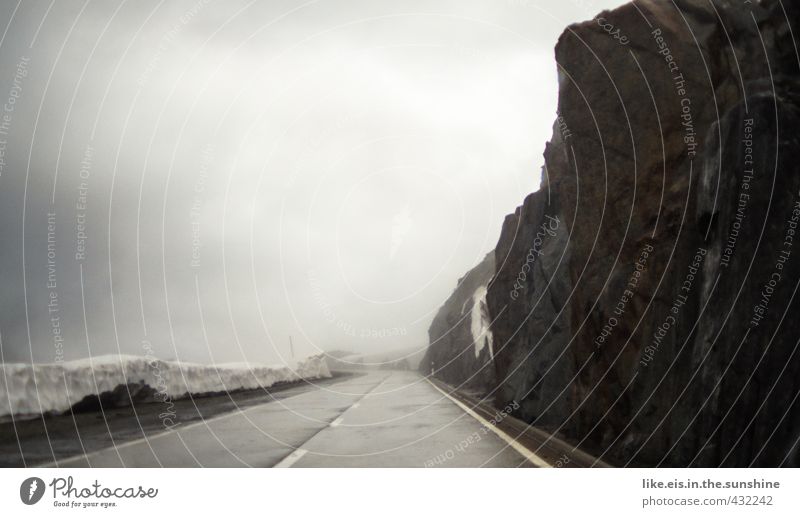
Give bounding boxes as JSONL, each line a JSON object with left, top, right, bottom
{"left": 0, "top": 0, "right": 628, "bottom": 366}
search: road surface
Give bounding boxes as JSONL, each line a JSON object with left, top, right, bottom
{"left": 51, "top": 371, "right": 543, "bottom": 467}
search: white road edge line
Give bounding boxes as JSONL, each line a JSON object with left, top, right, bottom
{"left": 329, "top": 416, "right": 344, "bottom": 427}
{"left": 425, "top": 378, "right": 552, "bottom": 468}
{"left": 273, "top": 448, "right": 308, "bottom": 468}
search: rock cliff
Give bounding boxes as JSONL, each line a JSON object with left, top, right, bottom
{"left": 427, "top": 0, "right": 800, "bottom": 466}
{"left": 423, "top": 252, "right": 496, "bottom": 395}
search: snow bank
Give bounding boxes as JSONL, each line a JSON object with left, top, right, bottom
{"left": 470, "top": 285, "right": 494, "bottom": 360}
{"left": 0, "top": 354, "right": 331, "bottom": 417}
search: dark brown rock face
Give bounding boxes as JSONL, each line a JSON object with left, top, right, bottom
{"left": 686, "top": 86, "right": 800, "bottom": 467}
{"left": 423, "top": 252, "right": 496, "bottom": 394}
{"left": 485, "top": 190, "right": 573, "bottom": 430}
{"left": 436, "top": 0, "right": 800, "bottom": 466}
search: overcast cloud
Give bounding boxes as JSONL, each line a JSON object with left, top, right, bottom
{"left": 0, "top": 0, "right": 628, "bottom": 366}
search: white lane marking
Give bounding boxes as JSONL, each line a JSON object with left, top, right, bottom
{"left": 270, "top": 373, "right": 391, "bottom": 468}
{"left": 274, "top": 448, "right": 308, "bottom": 468}
{"left": 425, "top": 378, "right": 551, "bottom": 468}
{"left": 326, "top": 376, "right": 387, "bottom": 429}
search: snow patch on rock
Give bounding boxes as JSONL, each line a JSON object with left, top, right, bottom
{"left": 470, "top": 285, "right": 494, "bottom": 359}
{"left": 0, "top": 354, "right": 331, "bottom": 417}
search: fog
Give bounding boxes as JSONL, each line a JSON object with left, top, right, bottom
{"left": 0, "top": 0, "right": 627, "bottom": 366}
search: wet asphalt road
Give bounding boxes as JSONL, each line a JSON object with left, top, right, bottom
{"left": 1, "top": 373, "right": 352, "bottom": 467}
{"left": 46, "top": 371, "right": 536, "bottom": 467}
